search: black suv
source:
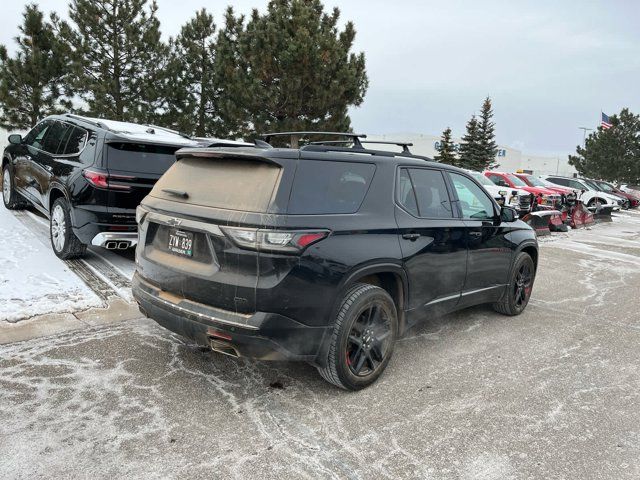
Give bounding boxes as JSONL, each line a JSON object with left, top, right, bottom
{"left": 132, "top": 132, "right": 538, "bottom": 390}
{"left": 2, "top": 114, "right": 200, "bottom": 259}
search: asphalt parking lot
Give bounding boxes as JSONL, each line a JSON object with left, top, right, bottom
{"left": 2, "top": 212, "right": 640, "bottom": 479}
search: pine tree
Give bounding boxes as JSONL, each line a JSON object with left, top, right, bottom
{"left": 215, "top": 0, "right": 368, "bottom": 140}
{"left": 569, "top": 108, "right": 640, "bottom": 183}
{"left": 458, "top": 115, "right": 483, "bottom": 170}
{"left": 434, "top": 127, "right": 458, "bottom": 166}
{"left": 477, "top": 96, "right": 498, "bottom": 169}
{"left": 55, "top": 0, "right": 169, "bottom": 122}
{"left": 162, "top": 9, "right": 220, "bottom": 136}
{"left": 0, "top": 4, "right": 71, "bottom": 129}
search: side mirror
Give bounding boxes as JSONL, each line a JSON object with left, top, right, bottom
{"left": 500, "top": 205, "right": 518, "bottom": 223}
{"left": 8, "top": 134, "right": 22, "bottom": 145}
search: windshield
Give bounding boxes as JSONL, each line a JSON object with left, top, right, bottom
{"left": 524, "top": 175, "right": 546, "bottom": 187}
{"left": 506, "top": 174, "right": 527, "bottom": 187}
{"left": 596, "top": 181, "right": 614, "bottom": 192}
{"left": 469, "top": 172, "right": 495, "bottom": 187}
{"left": 583, "top": 179, "right": 602, "bottom": 191}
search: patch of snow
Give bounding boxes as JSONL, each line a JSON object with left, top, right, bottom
{"left": 0, "top": 206, "right": 102, "bottom": 322}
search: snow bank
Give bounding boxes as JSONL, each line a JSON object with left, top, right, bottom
{"left": 0, "top": 207, "right": 102, "bottom": 322}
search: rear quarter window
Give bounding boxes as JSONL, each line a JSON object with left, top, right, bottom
{"left": 288, "top": 160, "right": 376, "bottom": 214}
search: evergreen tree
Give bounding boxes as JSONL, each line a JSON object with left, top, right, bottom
{"left": 215, "top": 0, "right": 368, "bottom": 140}
{"left": 477, "top": 96, "right": 498, "bottom": 169}
{"left": 162, "top": 9, "right": 220, "bottom": 136}
{"left": 458, "top": 115, "right": 483, "bottom": 170}
{"left": 569, "top": 108, "right": 640, "bottom": 183}
{"left": 434, "top": 127, "right": 458, "bottom": 166}
{"left": 0, "top": 4, "right": 71, "bottom": 129}
{"left": 55, "top": 0, "right": 169, "bottom": 122}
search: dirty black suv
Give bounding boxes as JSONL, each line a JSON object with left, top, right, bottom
{"left": 133, "top": 132, "right": 538, "bottom": 390}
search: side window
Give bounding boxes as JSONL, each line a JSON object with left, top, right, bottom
{"left": 449, "top": 173, "right": 496, "bottom": 220}
{"left": 407, "top": 168, "right": 453, "bottom": 218}
{"left": 549, "top": 177, "right": 568, "bottom": 187}
{"left": 569, "top": 180, "right": 585, "bottom": 190}
{"left": 41, "top": 121, "right": 71, "bottom": 154}
{"left": 397, "top": 168, "right": 418, "bottom": 216}
{"left": 23, "top": 121, "right": 51, "bottom": 150}
{"left": 61, "top": 126, "right": 88, "bottom": 155}
{"left": 489, "top": 174, "right": 508, "bottom": 187}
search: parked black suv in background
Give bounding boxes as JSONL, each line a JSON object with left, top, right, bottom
{"left": 2, "top": 114, "right": 200, "bottom": 259}
{"left": 133, "top": 132, "right": 538, "bottom": 390}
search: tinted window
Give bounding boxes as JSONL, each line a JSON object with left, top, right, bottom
{"left": 397, "top": 168, "right": 418, "bottom": 216}
{"left": 23, "top": 121, "right": 51, "bottom": 150}
{"left": 107, "top": 143, "right": 180, "bottom": 174}
{"left": 548, "top": 177, "right": 568, "bottom": 187}
{"left": 288, "top": 161, "right": 375, "bottom": 214}
{"left": 569, "top": 180, "right": 586, "bottom": 190}
{"left": 450, "top": 173, "right": 496, "bottom": 220}
{"left": 41, "top": 121, "right": 71, "bottom": 154}
{"left": 406, "top": 168, "right": 453, "bottom": 218}
{"left": 61, "top": 127, "right": 88, "bottom": 155}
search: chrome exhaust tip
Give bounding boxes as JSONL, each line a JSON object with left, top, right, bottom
{"left": 117, "top": 241, "right": 130, "bottom": 250}
{"left": 105, "top": 241, "right": 118, "bottom": 250}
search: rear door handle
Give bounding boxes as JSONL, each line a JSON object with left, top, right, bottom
{"left": 402, "top": 233, "right": 420, "bottom": 241}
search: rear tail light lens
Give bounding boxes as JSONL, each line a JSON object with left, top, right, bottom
{"left": 82, "top": 169, "right": 132, "bottom": 191}
{"left": 221, "top": 227, "right": 329, "bottom": 253}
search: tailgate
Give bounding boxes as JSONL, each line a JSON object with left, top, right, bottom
{"left": 105, "top": 142, "right": 180, "bottom": 219}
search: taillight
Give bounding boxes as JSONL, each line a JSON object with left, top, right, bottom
{"left": 221, "top": 227, "right": 329, "bottom": 253}
{"left": 82, "top": 169, "right": 132, "bottom": 191}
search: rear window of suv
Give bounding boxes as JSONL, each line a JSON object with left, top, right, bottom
{"left": 107, "top": 143, "right": 181, "bottom": 174}
{"left": 151, "top": 156, "right": 282, "bottom": 213}
{"left": 288, "top": 160, "right": 375, "bottom": 214}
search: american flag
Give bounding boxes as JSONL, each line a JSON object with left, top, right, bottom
{"left": 601, "top": 112, "right": 613, "bottom": 130}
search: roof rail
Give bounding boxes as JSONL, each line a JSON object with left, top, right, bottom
{"left": 144, "top": 124, "right": 192, "bottom": 140}
{"left": 309, "top": 139, "right": 414, "bottom": 154}
{"left": 64, "top": 113, "right": 110, "bottom": 131}
{"left": 260, "top": 131, "right": 366, "bottom": 149}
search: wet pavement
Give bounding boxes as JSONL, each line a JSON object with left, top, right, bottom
{"left": 1, "top": 212, "right": 640, "bottom": 479}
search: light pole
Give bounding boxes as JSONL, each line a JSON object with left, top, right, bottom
{"left": 578, "top": 127, "right": 593, "bottom": 146}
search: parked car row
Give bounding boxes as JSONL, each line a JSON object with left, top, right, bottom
{"left": 2, "top": 117, "right": 540, "bottom": 390}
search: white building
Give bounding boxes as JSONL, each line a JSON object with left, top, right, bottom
{"left": 366, "top": 132, "right": 577, "bottom": 176}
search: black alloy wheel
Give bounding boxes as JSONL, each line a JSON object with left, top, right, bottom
{"left": 318, "top": 283, "right": 398, "bottom": 390}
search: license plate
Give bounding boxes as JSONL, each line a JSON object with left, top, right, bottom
{"left": 167, "top": 229, "right": 193, "bottom": 257}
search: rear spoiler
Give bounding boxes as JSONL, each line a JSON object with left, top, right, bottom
{"left": 174, "top": 147, "right": 289, "bottom": 166}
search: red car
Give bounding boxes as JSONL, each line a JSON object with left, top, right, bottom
{"left": 513, "top": 173, "right": 576, "bottom": 197}
{"left": 484, "top": 171, "right": 561, "bottom": 206}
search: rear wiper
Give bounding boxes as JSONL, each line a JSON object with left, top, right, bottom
{"left": 162, "top": 188, "right": 189, "bottom": 199}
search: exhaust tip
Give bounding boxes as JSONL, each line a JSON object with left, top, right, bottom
{"left": 105, "top": 241, "right": 118, "bottom": 249}
{"left": 117, "top": 241, "right": 130, "bottom": 250}
{"left": 209, "top": 339, "right": 239, "bottom": 358}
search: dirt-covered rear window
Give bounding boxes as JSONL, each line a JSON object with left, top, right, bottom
{"left": 151, "top": 156, "right": 281, "bottom": 212}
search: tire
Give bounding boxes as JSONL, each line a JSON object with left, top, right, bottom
{"left": 318, "top": 283, "right": 398, "bottom": 390}
{"left": 50, "top": 197, "right": 87, "bottom": 259}
{"left": 492, "top": 252, "right": 536, "bottom": 316}
{"left": 587, "top": 198, "right": 604, "bottom": 209}
{"left": 2, "top": 164, "right": 27, "bottom": 210}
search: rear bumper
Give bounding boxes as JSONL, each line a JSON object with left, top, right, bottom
{"left": 132, "top": 273, "right": 331, "bottom": 364}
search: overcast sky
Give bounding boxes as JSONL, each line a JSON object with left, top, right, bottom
{"left": 2, "top": 0, "right": 638, "bottom": 156}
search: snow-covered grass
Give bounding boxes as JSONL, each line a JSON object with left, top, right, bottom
{"left": 0, "top": 206, "right": 102, "bottom": 322}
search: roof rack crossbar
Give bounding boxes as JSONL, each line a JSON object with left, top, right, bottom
{"left": 309, "top": 139, "right": 414, "bottom": 154}
{"left": 260, "top": 131, "right": 366, "bottom": 149}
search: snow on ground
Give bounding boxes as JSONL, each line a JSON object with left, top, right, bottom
{"left": 0, "top": 207, "right": 102, "bottom": 322}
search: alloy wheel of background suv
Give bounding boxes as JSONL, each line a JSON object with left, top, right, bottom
{"left": 49, "top": 198, "right": 87, "bottom": 260}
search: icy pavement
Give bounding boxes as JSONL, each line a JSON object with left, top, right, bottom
{"left": 0, "top": 206, "right": 102, "bottom": 322}
{"left": 1, "top": 213, "right": 639, "bottom": 478}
